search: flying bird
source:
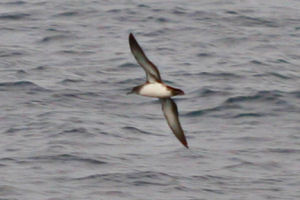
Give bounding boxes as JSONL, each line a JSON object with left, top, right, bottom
{"left": 127, "top": 33, "right": 188, "bottom": 148}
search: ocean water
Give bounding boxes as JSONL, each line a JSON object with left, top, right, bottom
{"left": 0, "top": 0, "right": 300, "bottom": 199}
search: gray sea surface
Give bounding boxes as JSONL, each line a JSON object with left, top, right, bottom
{"left": 1, "top": 0, "right": 300, "bottom": 200}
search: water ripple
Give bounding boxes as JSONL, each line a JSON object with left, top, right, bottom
{"left": 28, "top": 154, "right": 106, "bottom": 165}
{"left": 0, "top": 13, "right": 30, "bottom": 20}
{"left": 0, "top": 81, "right": 48, "bottom": 92}
{"left": 75, "top": 171, "right": 176, "bottom": 187}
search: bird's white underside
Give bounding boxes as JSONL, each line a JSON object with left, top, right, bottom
{"left": 139, "top": 82, "right": 172, "bottom": 98}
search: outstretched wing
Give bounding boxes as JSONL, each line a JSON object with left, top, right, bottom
{"left": 129, "top": 33, "right": 161, "bottom": 82}
{"left": 161, "top": 98, "right": 188, "bottom": 148}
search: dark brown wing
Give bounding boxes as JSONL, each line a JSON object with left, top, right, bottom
{"left": 161, "top": 98, "right": 188, "bottom": 148}
{"left": 129, "top": 33, "right": 161, "bottom": 82}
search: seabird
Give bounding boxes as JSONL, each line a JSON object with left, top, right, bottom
{"left": 128, "top": 33, "right": 188, "bottom": 148}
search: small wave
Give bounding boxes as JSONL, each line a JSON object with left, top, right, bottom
{"left": 59, "top": 79, "right": 83, "bottom": 85}
{"left": 197, "top": 52, "right": 214, "bottom": 57}
{"left": 250, "top": 60, "right": 267, "bottom": 65}
{"left": 143, "top": 29, "right": 167, "bottom": 37}
{"left": 235, "top": 136, "right": 271, "bottom": 142}
{"left": 236, "top": 15, "right": 278, "bottom": 27}
{"left": 225, "top": 90, "right": 283, "bottom": 104}
{"left": 254, "top": 72, "right": 290, "bottom": 80}
{"left": 225, "top": 10, "right": 238, "bottom": 15}
{"left": 156, "top": 17, "right": 169, "bottom": 23}
{"left": 16, "top": 69, "right": 27, "bottom": 75}
{"left": 172, "top": 7, "right": 187, "bottom": 15}
{"left": 28, "top": 154, "right": 106, "bottom": 165}
{"left": 56, "top": 128, "right": 88, "bottom": 135}
{"left": 57, "top": 50, "right": 94, "bottom": 55}
{"left": 266, "top": 148, "right": 300, "bottom": 154}
{"left": 291, "top": 90, "right": 300, "bottom": 98}
{"left": 274, "top": 59, "right": 289, "bottom": 64}
{"left": 75, "top": 171, "right": 175, "bottom": 186}
{"left": 187, "top": 90, "right": 287, "bottom": 117}
{"left": 54, "top": 11, "right": 80, "bottom": 17}
{"left": 107, "top": 9, "right": 122, "bottom": 13}
{"left": 197, "top": 88, "right": 229, "bottom": 97}
{"left": 0, "top": 13, "right": 30, "bottom": 20}
{"left": 0, "top": 50, "right": 26, "bottom": 57}
{"left": 39, "top": 35, "right": 72, "bottom": 43}
{"left": 233, "top": 113, "right": 264, "bottom": 118}
{"left": 198, "top": 72, "right": 242, "bottom": 79}
{"left": 1, "top": 1, "right": 26, "bottom": 5}
{"left": 0, "top": 81, "right": 48, "bottom": 92}
{"left": 185, "top": 105, "right": 237, "bottom": 117}
{"left": 122, "top": 126, "right": 162, "bottom": 136}
{"left": 52, "top": 91, "right": 99, "bottom": 99}
{"left": 118, "top": 62, "right": 137, "bottom": 68}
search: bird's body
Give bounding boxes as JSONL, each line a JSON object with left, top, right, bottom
{"left": 137, "top": 82, "right": 172, "bottom": 98}
{"left": 128, "top": 33, "right": 188, "bottom": 148}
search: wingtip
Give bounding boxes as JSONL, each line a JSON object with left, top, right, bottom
{"left": 129, "top": 33, "right": 135, "bottom": 43}
{"left": 182, "top": 140, "right": 189, "bottom": 149}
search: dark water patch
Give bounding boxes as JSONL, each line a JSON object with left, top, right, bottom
{"left": 118, "top": 77, "right": 145, "bottom": 85}
{"left": 225, "top": 10, "right": 238, "bottom": 15}
{"left": 188, "top": 10, "right": 211, "bottom": 19}
{"left": 0, "top": 50, "right": 26, "bottom": 57}
{"left": 123, "top": 126, "right": 162, "bottom": 136}
{"left": 202, "top": 188, "right": 224, "bottom": 194}
{"left": 0, "top": 81, "right": 48, "bottom": 92}
{"left": 107, "top": 9, "right": 122, "bottom": 13}
{"left": 39, "top": 35, "right": 72, "bottom": 43}
{"left": 156, "top": 47, "right": 174, "bottom": 52}
{"left": 254, "top": 72, "right": 290, "bottom": 80}
{"left": 5, "top": 127, "right": 28, "bottom": 134}
{"left": 186, "top": 90, "right": 284, "bottom": 117}
{"left": 1, "top": 1, "right": 26, "bottom": 5}
{"left": 275, "top": 59, "right": 289, "bottom": 64}
{"left": 54, "top": 11, "right": 80, "bottom": 17}
{"left": 0, "top": 185, "right": 21, "bottom": 196}
{"left": 52, "top": 91, "right": 99, "bottom": 99}
{"left": 185, "top": 104, "right": 240, "bottom": 117}
{"left": 75, "top": 171, "right": 175, "bottom": 186}
{"left": 59, "top": 79, "right": 83, "bottom": 85}
{"left": 250, "top": 60, "right": 267, "bottom": 65}
{"left": 291, "top": 90, "right": 300, "bottom": 98}
{"left": 198, "top": 72, "right": 242, "bottom": 79}
{"left": 236, "top": 15, "right": 278, "bottom": 27}
{"left": 137, "top": 4, "right": 150, "bottom": 8}
{"left": 156, "top": 17, "right": 169, "bottom": 23}
{"left": 0, "top": 13, "right": 30, "bottom": 20}
{"left": 152, "top": 8, "right": 163, "bottom": 12}
{"left": 57, "top": 50, "right": 94, "bottom": 56}
{"left": 235, "top": 136, "right": 272, "bottom": 142}
{"left": 143, "top": 29, "right": 168, "bottom": 37}
{"left": 28, "top": 154, "right": 106, "bottom": 165}
{"left": 266, "top": 148, "right": 300, "bottom": 154}
{"left": 197, "top": 52, "right": 214, "bottom": 57}
{"left": 223, "top": 161, "right": 256, "bottom": 170}
{"left": 118, "top": 62, "right": 137, "bottom": 68}
{"left": 0, "top": 157, "right": 17, "bottom": 163}
{"left": 225, "top": 90, "right": 283, "bottom": 104}
{"left": 56, "top": 128, "right": 89, "bottom": 136}
{"left": 233, "top": 112, "right": 265, "bottom": 118}
{"left": 172, "top": 7, "right": 186, "bottom": 15}
{"left": 197, "top": 88, "right": 229, "bottom": 97}
{"left": 33, "top": 65, "right": 48, "bottom": 71}
{"left": 191, "top": 175, "right": 230, "bottom": 185}
{"left": 16, "top": 69, "right": 27, "bottom": 75}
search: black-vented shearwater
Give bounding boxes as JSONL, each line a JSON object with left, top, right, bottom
{"left": 127, "top": 33, "right": 188, "bottom": 148}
